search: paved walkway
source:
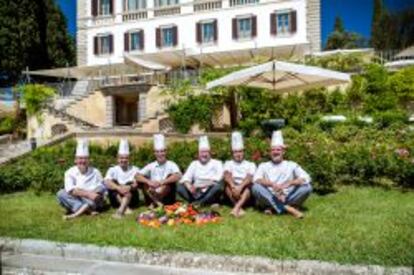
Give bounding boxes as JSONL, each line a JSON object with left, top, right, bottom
{"left": 2, "top": 252, "right": 243, "bottom": 275}
{"left": 0, "top": 238, "right": 412, "bottom": 275}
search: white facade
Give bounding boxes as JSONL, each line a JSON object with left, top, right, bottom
{"left": 77, "top": 0, "right": 320, "bottom": 67}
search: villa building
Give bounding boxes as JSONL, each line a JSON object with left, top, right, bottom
{"left": 27, "top": 0, "right": 321, "bottom": 139}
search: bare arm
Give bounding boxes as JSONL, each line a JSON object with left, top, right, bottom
{"left": 135, "top": 173, "right": 154, "bottom": 187}
{"left": 70, "top": 188, "right": 96, "bottom": 200}
{"left": 161, "top": 173, "right": 181, "bottom": 186}
{"left": 239, "top": 174, "right": 253, "bottom": 190}
{"left": 104, "top": 179, "right": 121, "bottom": 191}
{"left": 223, "top": 171, "right": 236, "bottom": 188}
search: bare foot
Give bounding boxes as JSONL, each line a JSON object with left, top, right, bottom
{"left": 112, "top": 212, "right": 123, "bottom": 219}
{"left": 63, "top": 214, "right": 76, "bottom": 221}
{"left": 230, "top": 209, "right": 238, "bottom": 217}
{"left": 264, "top": 208, "right": 273, "bottom": 215}
{"left": 125, "top": 208, "right": 133, "bottom": 215}
{"left": 238, "top": 209, "right": 246, "bottom": 217}
{"left": 285, "top": 205, "right": 304, "bottom": 219}
{"left": 211, "top": 203, "right": 220, "bottom": 210}
{"left": 90, "top": 211, "right": 99, "bottom": 216}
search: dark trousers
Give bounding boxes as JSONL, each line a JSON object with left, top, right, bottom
{"left": 177, "top": 182, "right": 223, "bottom": 205}
{"left": 108, "top": 183, "right": 140, "bottom": 208}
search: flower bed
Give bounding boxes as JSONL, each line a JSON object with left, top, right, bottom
{"left": 137, "top": 202, "right": 221, "bottom": 228}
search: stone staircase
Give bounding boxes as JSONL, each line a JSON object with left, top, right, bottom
{"left": 45, "top": 105, "right": 98, "bottom": 129}
{"left": 53, "top": 80, "right": 92, "bottom": 111}
{"left": 134, "top": 111, "right": 173, "bottom": 133}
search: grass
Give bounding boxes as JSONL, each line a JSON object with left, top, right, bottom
{"left": 0, "top": 186, "right": 413, "bottom": 267}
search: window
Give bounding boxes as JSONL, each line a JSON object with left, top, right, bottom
{"left": 156, "top": 26, "right": 178, "bottom": 48}
{"left": 125, "top": 0, "right": 146, "bottom": 11}
{"left": 162, "top": 28, "right": 173, "bottom": 47}
{"left": 232, "top": 16, "right": 256, "bottom": 40}
{"left": 238, "top": 18, "right": 251, "bottom": 39}
{"left": 154, "top": 0, "right": 179, "bottom": 8}
{"left": 277, "top": 13, "right": 289, "bottom": 34}
{"left": 92, "top": 0, "right": 113, "bottom": 16}
{"left": 196, "top": 20, "right": 217, "bottom": 44}
{"left": 124, "top": 31, "right": 144, "bottom": 51}
{"left": 271, "top": 10, "right": 297, "bottom": 35}
{"left": 100, "top": 0, "right": 111, "bottom": 15}
{"left": 94, "top": 34, "right": 113, "bottom": 55}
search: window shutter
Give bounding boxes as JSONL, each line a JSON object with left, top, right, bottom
{"left": 140, "top": 30, "right": 144, "bottom": 50}
{"left": 213, "top": 19, "right": 218, "bottom": 42}
{"left": 92, "top": 0, "right": 98, "bottom": 16}
{"left": 172, "top": 26, "right": 178, "bottom": 46}
{"left": 124, "top": 32, "right": 129, "bottom": 52}
{"left": 252, "top": 16, "right": 257, "bottom": 38}
{"left": 110, "top": 0, "right": 114, "bottom": 15}
{"left": 94, "top": 36, "right": 99, "bottom": 54}
{"left": 109, "top": 34, "right": 114, "bottom": 53}
{"left": 290, "top": 10, "right": 297, "bottom": 33}
{"left": 196, "top": 22, "right": 202, "bottom": 44}
{"left": 232, "top": 18, "right": 238, "bottom": 40}
{"left": 270, "top": 13, "right": 277, "bottom": 35}
{"left": 156, "top": 28, "right": 161, "bottom": 48}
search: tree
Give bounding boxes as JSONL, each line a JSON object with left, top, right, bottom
{"left": 0, "top": 0, "right": 75, "bottom": 87}
{"left": 325, "top": 16, "right": 366, "bottom": 50}
{"left": 371, "top": 0, "right": 383, "bottom": 48}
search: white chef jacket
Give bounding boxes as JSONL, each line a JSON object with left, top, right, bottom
{"left": 181, "top": 159, "right": 223, "bottom": 187}
{"left": 223, "top": 160, "right": 256, "bottom": 185}
{"left": 64, "top": 166, "right": 104, "bottom": 193}
{"left": 253, "top": 160, "right": 311, "bottom": 195}
{"left": 105, "top": 165, "right": 140, "bottom": 185}
{"left": 139, "top": 160, "right": 181, "bottom": 181}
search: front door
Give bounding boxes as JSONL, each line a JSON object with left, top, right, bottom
{"left": 115, "top": 95, "right": 138, "bottom": 126}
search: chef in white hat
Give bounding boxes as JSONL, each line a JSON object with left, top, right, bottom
{"left": 136, "top": 134, "right": 181, "bottom": 207}
{"left": 252, "top": 131, "right": 312, "bottom": 219}
{"left": 104, "top": 139, "right": 140, "bottom": 218}
{"left": 57, "top": 139, "right": 105, "bottom": 220}
{"left": 223, "top": 132, "right": 256, "bottom": 217}
{"left": 178, "top": 135, "right": 223, "bottom": 206}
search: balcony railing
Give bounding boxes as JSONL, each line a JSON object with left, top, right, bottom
{"left": 91, "top": 15, "right": 115, "bottom": 26}
{"left": 122, "top": 11, "right": 148, "bottom": 21}
{"left": 229, "top": 0, "right": 258, "bottom": 6}
{"left": 194, "top": 0, "right": 222, "bottom": 12}
{"left": 154, "top": 6, "right": 181, "bottom": 17}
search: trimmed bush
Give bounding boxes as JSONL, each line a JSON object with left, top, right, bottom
{"left": 0, "top": 125, "right": 413, "bottom": 195}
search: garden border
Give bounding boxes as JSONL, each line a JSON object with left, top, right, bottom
{"left": 0, "top": 238, "right": 411, "bottom": 274}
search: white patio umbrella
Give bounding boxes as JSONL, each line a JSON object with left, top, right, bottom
{"left": 206, "top": 60, "right": 351, "bottom": 92}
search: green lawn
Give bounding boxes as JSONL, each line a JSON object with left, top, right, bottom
{"left": 0, "top": 187, "right": 413, "bottom": 266}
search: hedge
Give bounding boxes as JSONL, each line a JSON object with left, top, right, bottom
{"left": 0, "top": 125, "right": 413, "bottom": 195}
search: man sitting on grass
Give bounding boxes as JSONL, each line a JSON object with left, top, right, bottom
{"left": 252, "top": 131, "right": 312, "bottom": 219}
{"left": 57, "top": 139, "right": 105, "bottom": 220}
{"left": 178, "top": 136, "right": 223, "bottom": 207}
{"left": 135, "top": 134, "right": 181, "bottom": 208}
{"left": 104, "top": 139, "right": 140, "bottom": 219}
{"left": 224, "top": 132, "right": 256, "bottom": 217}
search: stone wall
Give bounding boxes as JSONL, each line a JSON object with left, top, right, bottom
{"left": 306, "top": 0, "right": 321, "bottom": 53}
{"left": 66, "top": 91, "right": 107, "bottom": 127}
{"left": 76, "top": 0, "right": 88, "bottom": 66}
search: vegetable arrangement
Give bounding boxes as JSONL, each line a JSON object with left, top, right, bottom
{"left": 137, "top": 202, "right": 221, "bottom": 228}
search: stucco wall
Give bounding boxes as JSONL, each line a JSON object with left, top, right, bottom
{"left": 66, "top": 91, "right": 107, "bottom": 127}
{"left": 78, "top": 0, "right": 309, "bottom": 66}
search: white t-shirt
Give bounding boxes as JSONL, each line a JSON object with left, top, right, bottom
{"left": 253, "top": 160, "right": 311, "bottom": 195}
{"left": 104, "top": 165, "right": 140, "bottom": 185}
{"left": 181, "top": 159, "right": 223, "bottom": 187}
{"left": 224, "top": 160, "right": 256, "bottom": 185}
{"left": 64, "top": 166, "right": 104, "bottom": 192}
{"left": 139, "top": 160, "right": 181, "bottom": 181}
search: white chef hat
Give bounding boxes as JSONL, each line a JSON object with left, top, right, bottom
{"left": 118, "top": 139, "right": 130, "bottom": 155}
{"left": 271, "top": 130, "right": 286, "bottom": 148}
{"left": 153, "top": 134, "right": 166, "bottom": 151}
{"left": 198, "top": 135, "right": 210, "bottom": 151}
{"left": 231, "top": 131, "right": 244, "bottom": 151}
{"left": 75, "top": 138, "right": 89, "bottom": 157}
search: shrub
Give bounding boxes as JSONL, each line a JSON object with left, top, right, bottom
{"left": 1, "top": 125, "right": 413, "bottom": 195}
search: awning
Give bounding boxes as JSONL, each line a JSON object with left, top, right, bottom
{"left": 206, "top": 60, "right": 351, "bottom": 92}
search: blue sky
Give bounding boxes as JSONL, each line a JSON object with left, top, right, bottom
{"left": 56, "top": 0, "right": 414, "bottom": 47}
